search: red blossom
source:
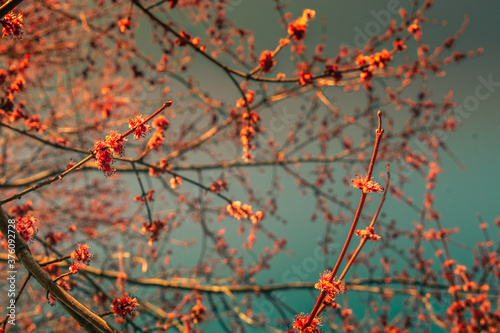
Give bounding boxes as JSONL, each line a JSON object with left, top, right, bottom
{"left": 111, "top": 293, "right": 139, "bottom": 319}
{"left": 9, "top": 76, "right": 25, "bottom": 95}
{"left": 287, "top": 9, "right": 315, "bottom": 40}
{"left": 372, "top": 50, "right": 393, "bottom": 68}
{"left": 143, "top": 219, "right": 167, "bottom": 245}
{"left": 240, "top": 126, "right": 255, "bottom": 146}
{"left": 351, "top": 174, "right": 384, "bottom": 193}
{"left": 259, "top": 50, "right": 276, "bottom": 73}
{"left": 324, "top": 64, "right": 342, "bottom": 82}
{"left": 190, "top": 301, "right": 206, "bottom": 324}
{"left": 394, "top": 38, "right": 407, "bottom": 52}
{"left": 355, "top": 227, "right": 381, "bottom": 241}
{"left": 293, "top": 313, "right": 321, "bottom": 333}
{"left": 356, "top": 54, "right": 370, "bottom": 67}
{"left": 146, "top": 189, "right": 155, "bottom": 201}
{"left": 241, "top": 110, "right": 260, "bottom": 125}
{"left": 299, "top": 71, "right": 313, "bottom": 86}
{"left": 314, "top": 271, "right": 346, "bottom": 302}
{"left": 227, "top": 201, "right": 257, "bottom": 220}
{"left": 176, "top": 30, "right": 191, "bottom": 46}
{"left": 427, "top": 161, "right": 442, "bottom": 183}
{"left": 1, "top": 12, "right": 23, "bottom": 38}
{"left": 408, "top": 19, "right": 420, "bottom": 34}
{"left": 149, "top": 158, "right": 170, "bottom": 176}
{"left": 0, "top": 69, "right": 7, "bottom": 84}
{"left": 71, "top": 244, "right": 93, "bottom": 266}
{"left": 360, "top": 69, "right": 373, "bottom": 82}
{"left": 93, "top": 140, "right": 114, "bottom": 176}
{"left": 251, "top": 211, "right": 264, "bottom": 224}
{"left": 69, "top": 264, "right": 79, "bottom": 274}
{"left": 152, "top": 115, "right": 170, "bottom": 130}
{"left": 210, "top": 180, "right": 228, "bottom": 193}
{"left": 170, "top": 176, "right": 182, "bottom": 189}
{"left": 9, "top": 201, "right": 33, "bottom": 216}
{"left": 118, "top": 19, "right": 130, "bottom": 33}
{"left": 26, "top": 115, "right": 44, "bottom": 132}
{"left": 134, "top": 195, "right": 145, "bottom": 203}
{"left": 9, "top": 107, "right": 24, "bottom": 122}
{"left": 105, "top": 130, "right": 127, "bottom": 156}
{"left": 408, "top": 19, "right": 422, "bottom": 40}
{"left": 128, "top": 114, "right": 151, "bottom": 140}
{"left": 48, "top": 294, "right": 57, "bottom": 306}
{"left": 148, "top": 130, "right": 164, "bottom": 150}
{"left": 236, "top": 90, "right": 255, "bottom": 108}
{"left": 16, "top": 215, "right": 38, "bottom": 243}
{"left": 45, "top": 231, "right": 65, "bottom": 246}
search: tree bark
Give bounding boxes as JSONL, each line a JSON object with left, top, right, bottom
{"left": 0, "top": 206, "right": 120, "bottom": 333}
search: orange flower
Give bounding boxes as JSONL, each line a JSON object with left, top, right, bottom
{"left": 152, "top": 115, "right": 170, "bottom": 130}
{"left": 71, "top": 244, "right": 93, "bottom": 266}
{"left": 69, "top": 264, "right": 79, "bottom": 274}
{"left": 251, "top": 211, "right": 263, "bottom": 224}
{"left": 190, "top": 301, "right": 206, "bottom": 324}
{"left": 105, "top": 131, "right": 127, "bottom": 156}
{"left": 351, "top": 174, "right": 384, "bottom": 193}
{"left": 408, "top": 19, "right": 420, "bottom": 34}
{"left": 226, "top": 201, "right": 253, "bottom": 220}
{"left": 259, "top": 50, "right": 276, "bottom": 73}
{"left": 324, "top": 64, "right": 342, "bottom": 82}
{"left": 111, "top": 293, "right": 139, "bottom": 319}
{"left": 299, "top": 71, "right": 313, "bottom": 85}
{"left": 236, "top": 90, "right": 255, "bottom": 108}
{"left": 394, "top": 38, "right": 407, "bottom": 52}
{"left": 355, "top": 226, "right": 381, "bottom": 241}
{"left": 93, "top": 140, "right": 114, "bottom": 176}
{"left": 176, "top": 30, "right": 191, "bottom": 46}
{"left": 15, "top": 215, "right": 38, "bottom": 243}
{"left": 293, "top": 313, "right": 322, "bottom": 332}
{"left": 288, "top": 9, "right": 316, "bottom": 40}
{"left": 1, "top": 12, "right": 23, "bottom": 38}
{"left": 170, "top": 176, "right": 182, "bottom": 189}
{"left": 408, "top": 19, "right": 422, "bottom": 40}
{"left": 315, "top": 271, "right": 346, "bottom": 302}
{"left": 143, "top": 219, "right": 167, "bottom": 245}
{"left": 210, "top": 180, "right": 228, "bottom": 193}
{"left": 148, "top": 130, "right": 164, "bottom": 151}
{"left": 372, "top": 49, "right": 392, "bottom": 68}
{"left": 118, "top": 19, "right": 130, "bottom": 33}
{"left": 241, "top": 110, "right": 260, "bottom": 125}
{"left": 128, "top": 114, "right": 151, "bottom": 140}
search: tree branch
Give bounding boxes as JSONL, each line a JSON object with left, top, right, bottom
{"left": 0, "top": 206, "right": 120, "bottom": 333}
{"left": 0, "top": 0, "right": 24, "bottom": 18}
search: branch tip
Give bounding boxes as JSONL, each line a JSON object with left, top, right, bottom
{"left": 377, "top": 110, "right": 383, "bottom": 133}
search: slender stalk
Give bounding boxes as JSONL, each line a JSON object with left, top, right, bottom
{"left": 305, "top": 111, "right": 385, "bottom": 328}
{"left": 0, "top": 0, "right": 24, "bottom": 18}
